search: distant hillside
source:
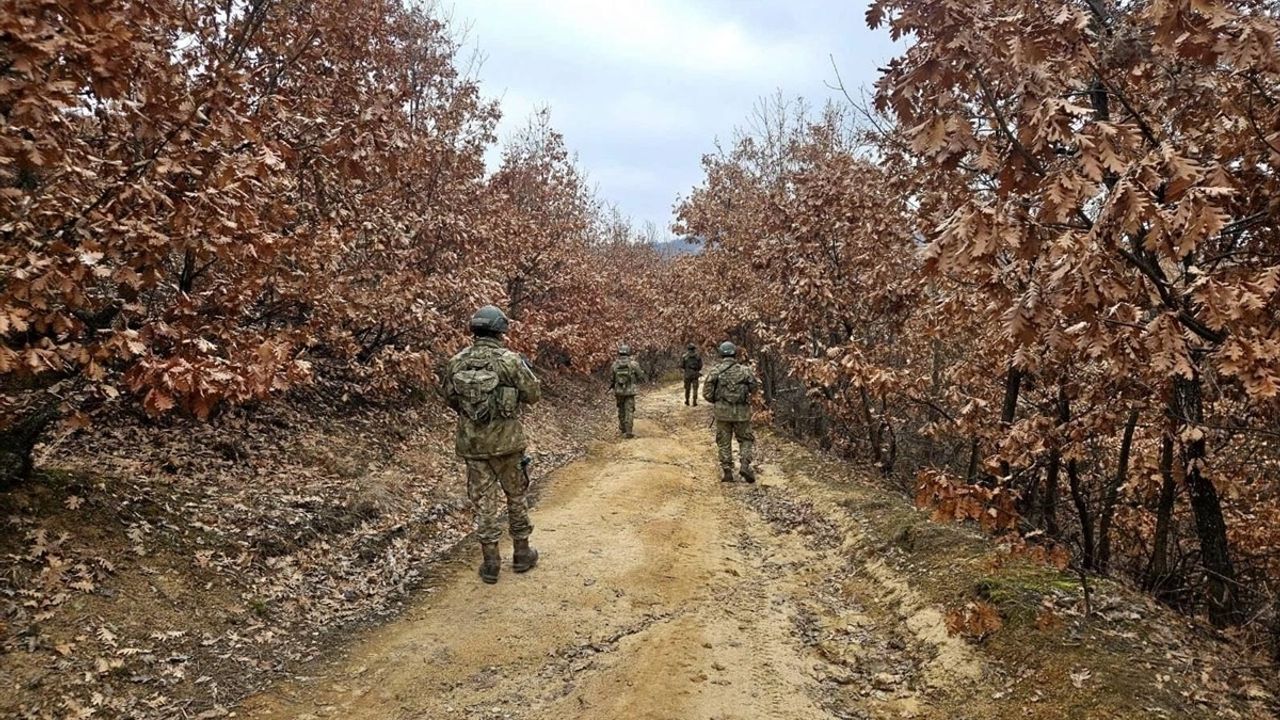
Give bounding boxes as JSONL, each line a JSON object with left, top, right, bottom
{"left": 654, "top": 237, "right": 702, "bottom": 257}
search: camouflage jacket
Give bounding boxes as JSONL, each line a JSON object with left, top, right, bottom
{"left": 444, "top": 338, "right": 541, "bottom": 459}
{"left": 702, "top": 358, "right": 756, "bottom": 422}
{"left": 609, "top": 357, "right": 645, "bottom": 397}
{"left": 680, "top": 351, "right": 703, "bottom": 379}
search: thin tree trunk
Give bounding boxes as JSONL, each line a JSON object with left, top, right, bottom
{"left": 859, "top": 385, "right": 884, "bottom": 468}
{"left": 1098, "top": 408, "right": 1140, "bottom": 572}
{"left": 1, "top": 402, "right": 60, "bottom": 489}
{"left": 997, "top": 365, "right": 1023, "bottom": 482}
{"left": 930, "top": 339, "right": 943, "bottom": 396}
{"left": 179, "top": 249, "right": 197, "bottom": 293}
{"left": 1145, "top": 434, "right": 1177, "bottom": 591}
{"left": 1022, "top": 466, "right": 1042, "bottom": 523}
{"left": 1172, "top": 373, "right": 1241, "bottom": 627}
{"left": 1067, "top": 458, "right": 1095, "bottom": 569}
{"left": 1059, "top": 388, "right": 1095, "bottom": 569}
{"left": 966, "top": 436, "right": 980, "bottom": 484}
{"left": 881, "top": 395, "right": 897, "bottom": 475}
{"left": 1043, "top": 449, "right": 1061, "bottom": 537}
{"left": 761, "top": 353, "right": 777, "bottom": 406}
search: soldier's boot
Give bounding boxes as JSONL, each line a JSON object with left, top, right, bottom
{"left": 721, "top": 467, "right": 735, "bottom": 483}
{"left": 740, "top": 465, "right": 757, "bottom": 484}
{"left": 478, "top": 543, "right": 500, "bottom": 584}
{"left": 512, "top": 537, "right": 539, "bottom": 573}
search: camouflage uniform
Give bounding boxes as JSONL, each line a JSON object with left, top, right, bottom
{"left": 609, "top": 354, "right": 645, "bottom": 437}
{"left": 681, "top": 347, "right": 703, "bottom": 406}
{"left": 702, "top": 356, "right": 757, "bottom": 479}
{"left": 445, "top": 336, "right": 542, "bottom": 545}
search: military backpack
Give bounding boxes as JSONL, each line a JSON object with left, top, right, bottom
{"left": 452, "top": 352, "right": 516, "bottom": 423}
{"left": 715, "top": 363, "right": 752, "bottom": 405}
{"left": 612, "top": 360, "right": 638, "bottom": 395}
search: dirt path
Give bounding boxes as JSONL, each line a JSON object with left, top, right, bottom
{"left": 236, "top": 386, "right": 1005, "bottom": 719}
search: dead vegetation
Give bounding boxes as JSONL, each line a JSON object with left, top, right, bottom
{"left": 0, "top": 384, "right": 610, "bottom": 719}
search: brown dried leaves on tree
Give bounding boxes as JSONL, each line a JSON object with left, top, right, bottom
{"left": 676, "top": 1, "right": 1279, "bottom": 632}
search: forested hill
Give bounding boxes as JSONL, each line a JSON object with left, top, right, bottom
{"left": 654, "top": 238, "right": 703, "bottom": 257}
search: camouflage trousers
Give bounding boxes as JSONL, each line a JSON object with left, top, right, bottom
{"left": 715, "top": 420, "right": 754, "bottom": 471}
{"left": 683, "top": 376, "right": 700, "bottom": 405}
{"left": 466, "top": 453, "right": 532, "bottom": 545}
{"left": 616, "top": 395, "right": 636, "bottom": 435}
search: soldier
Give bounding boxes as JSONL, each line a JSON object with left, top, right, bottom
{"left": 609, "top": 344, "right": 645, "bottom": 438}
{"left": 444, "top": 305, "right": 542, "bottom": 584}
{"left": 702, "top": 341, "right": 758, "bottom": 483}
{"left": 681, "top": 343, "right": 703, "bottom": 406}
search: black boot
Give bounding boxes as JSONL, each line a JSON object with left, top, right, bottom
{"left": 513, "top": 537, "right": 539, "bottom": 573}
{"left": 721, "top": 468, "right": 735, "bottom": 483}
{"left": 740, "top": 465, "right": 756, "bottom": 484}
{"left": 479, "top": 543, "right": 500, "bottom": 584}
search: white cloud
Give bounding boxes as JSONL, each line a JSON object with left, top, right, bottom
{"left": 445, "top": 0, "right": 900, "bottom": 238}
{"left": 602, "top": 90, "right": 700, "bottom": 135}
{"left": 591, "top": 163, "right": 663, "bottom": 192}
{"left": 454, "top": 0, "right": 815, "bottom": 82}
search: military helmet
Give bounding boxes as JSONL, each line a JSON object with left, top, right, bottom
{"left": 686, "top": 343, "right": 696, "bottom": 351}
{"left": 469, "top": 305, "right": 510, "bottom": 335}
{"left": 618, "top": 344, "right": 631, "bottom": 356}
{"left": 718, "top": 341, "right": 737, "bottom": 357}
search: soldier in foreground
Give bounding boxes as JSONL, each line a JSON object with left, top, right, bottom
{"left": 681, "top": 343, "right": 703, "bottom": 406}
{"left": 610, "top": 344, "right": 645, "bottom": 438}
{"left": 702, "top": 341, "right": 757, "bottom": 483}
{"left": 444, "top": 305, "right": 542, "bottom": 584}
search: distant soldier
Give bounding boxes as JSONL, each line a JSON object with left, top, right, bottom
{"left": 444, "top": 305, "right": 542, "bottom": 584}
{"left": 702, "top": 341, "right": 758, "bottom": 483}
{"left": 681, "top": 343, "right": 703, "bottom": 406}
{"left": 610, "top": 345, "right": 645, "bottom": 438}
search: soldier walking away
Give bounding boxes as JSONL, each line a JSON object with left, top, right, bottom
{"left": 610, "top": 344, "right": 645, "bottom": 438}
{"left": 444, "top": 305, "right": 542, "bottom": 584}
{"left": 702, "top": 341, "right": 758, "bottom": 483}
{"left": 681, "top": 343, "right": 703, "bottom": 406}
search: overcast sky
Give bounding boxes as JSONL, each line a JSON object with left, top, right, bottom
{"left": 446, "top": 0, "right": 901, "bottom": 239}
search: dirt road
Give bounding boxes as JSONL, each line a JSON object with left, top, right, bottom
{"left": 240, "top": 384, "right": 989, "bottom": 720}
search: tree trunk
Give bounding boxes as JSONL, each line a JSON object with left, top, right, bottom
{"left": 1, "top": 403, "right": 60, "bottom": 490}
{"left": 1171, "top": 373, "right": 1241, "bottom": 627}
{"left": 966, "top": 436, "right": 980, "bottom": 484}
{"left": 1098, "top": 408, "right": 1139, "bottom": 572}
{"left": 179, "top": 249, "right": 197, "bottom": 293}
{"left": 1067, "top": 458, "right": 1095, "bottom": 569}
{"left": 1059, "top": 388, "right": 1095, "bottom": 569}
{"left": 930, "top": 339, "right": 943, "bottom": 396}
{"left": 881, "top": 396, "right": 898, "bottom": 476}
{"left": 1042, "top": 449, "right": 1060, "bottom": 537}
{"left": 859, "top": 385, "right": 884, "bottom": 468}
{"left": 761, "top": 353, "right": 777, "bottom": 406}
{"left": 997, "top": 365, "right": 1023, "bottom": 482}
{"left": 1145, "top": 434, "right": 1177, "bottom": 592}
{"left": 1022, "top": 466, "right": 1042, "bottom": 523}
